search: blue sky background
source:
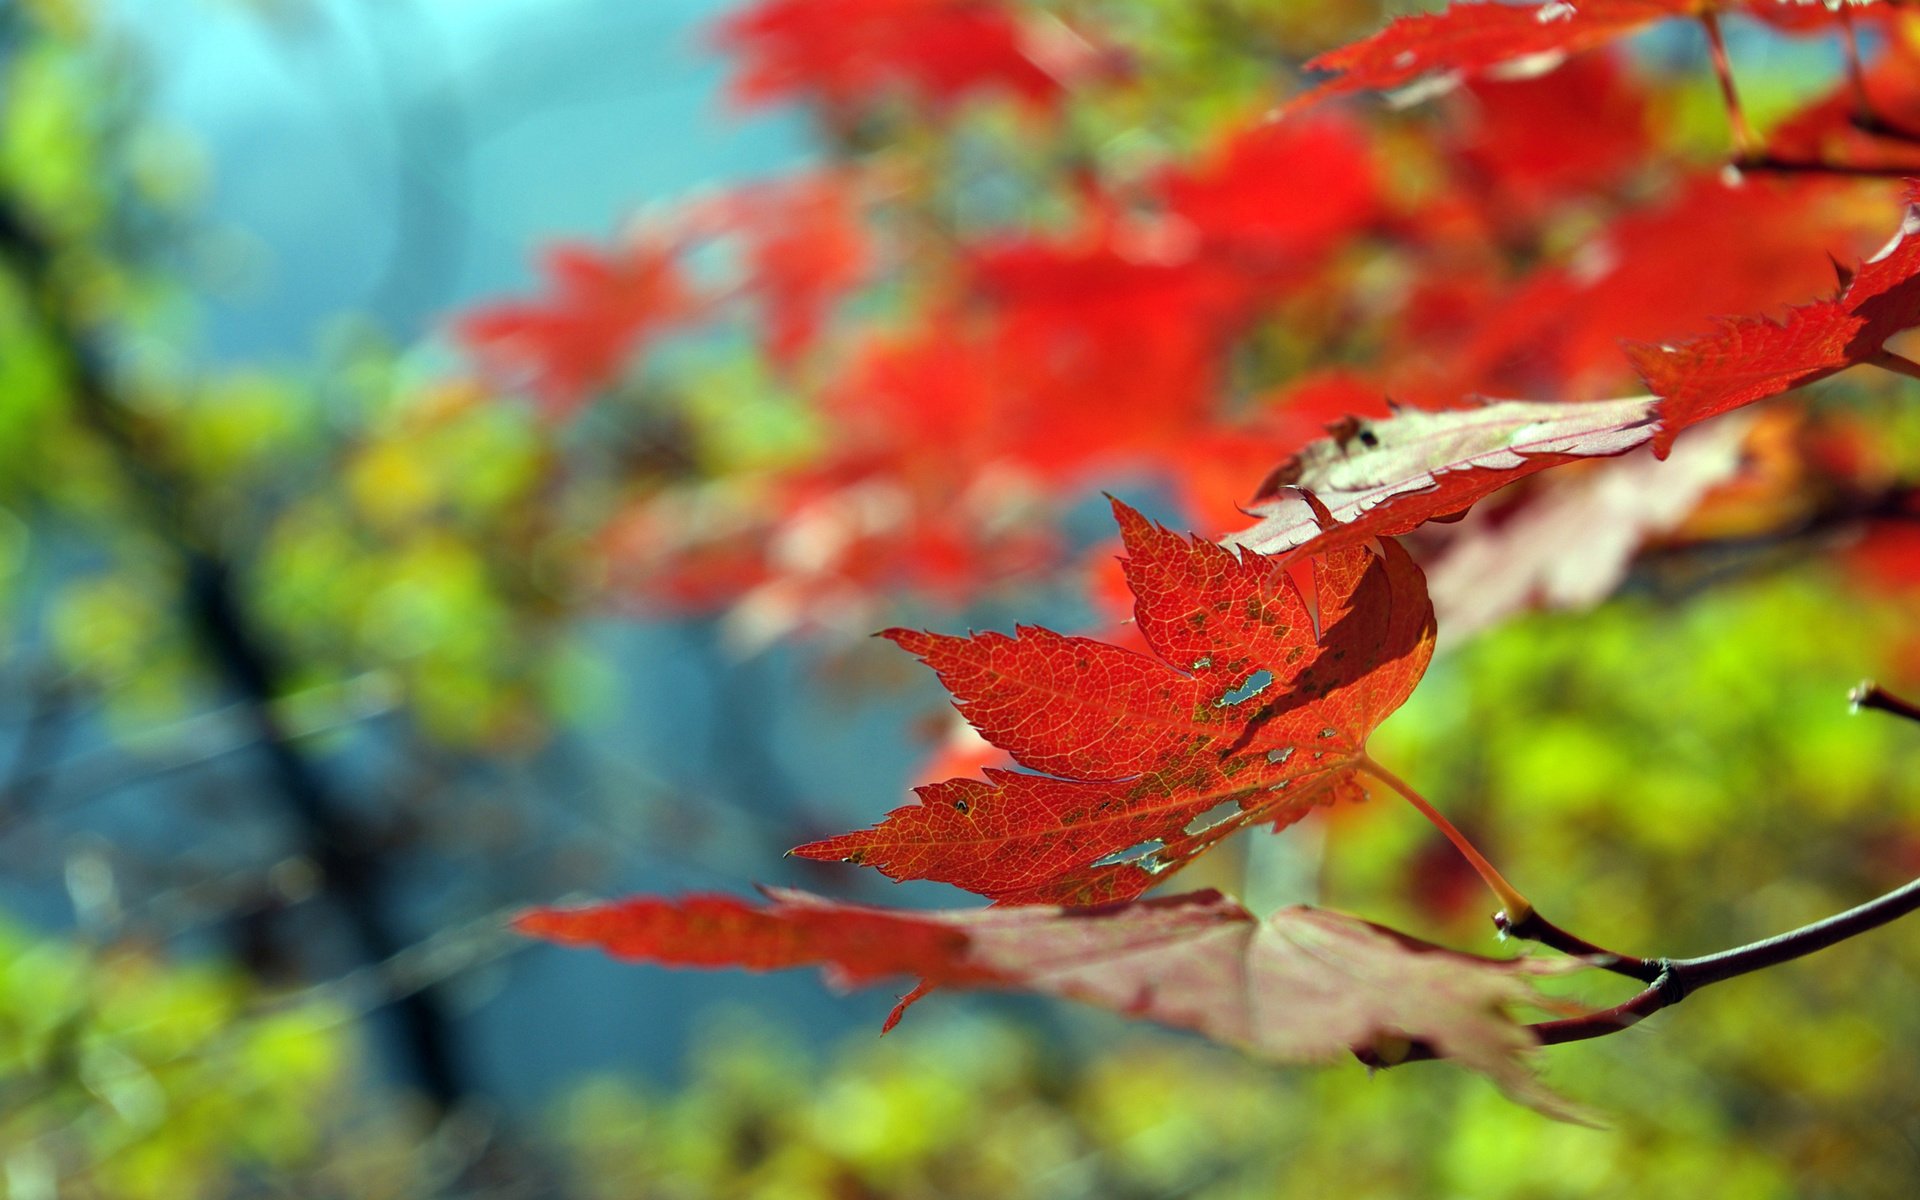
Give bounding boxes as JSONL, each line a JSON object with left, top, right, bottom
{"left": 106, "top": 0, "right": 812, "bottom": 362}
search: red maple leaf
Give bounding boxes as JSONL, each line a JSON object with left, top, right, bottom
{"left": 517, "top": 886, "right": 1580, "bottom": 1118}
{"left": 714, "top": 0, "right": 1068, "bottom": 116}
{"left": 1445, "top": 51, "right": 1652, "bottom": 219}
{"left": 1398, "top": 175, "right": 1897, "bottom": 407}
{"left": 458, "top": 236, "right": 701, "bottom": 416}
{"left": 1154, "top": 110, "right": 1384, "bottom": 269}
{"left": 1293, "top": 0, "right": 1688, "bottom": 109}
{"left": 723, "top": 172, "right": 872, "bottom": 366}
{"left": 1292, "top": 0, "right": 1878, "bottom": 111}
{"left": 790, "top": 499, "right": 1435, "bottom": 906}
{"left": 1629, "top": 197, "right": 1920, "bottom": 454}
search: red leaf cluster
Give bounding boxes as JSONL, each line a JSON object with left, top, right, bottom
{"left": 457, "top": 237, "right": 701, "bottom": 415}
{"left": 714, "top": 0, "right": 1071, "bottom": 116}
{"left": 1294, "top": 0, "right": 1896, "bottom": 112}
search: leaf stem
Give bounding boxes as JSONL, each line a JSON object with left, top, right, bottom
{"left": 1359, "top": 756, "right": 1532, "bottom": 920}
{"left": 1869, "top": 349, "right": 1920, "bottom": 383}
{"left": 1852, "top": 680, "right": 1920, "bottom": 727}
{"left": 1699, "top": 12, "right": 1756, "bottom": 159}
{"left": 1837, "top": 1, "right": 1877, "bottom": 130}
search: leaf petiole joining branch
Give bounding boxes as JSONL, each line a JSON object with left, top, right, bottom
{"left": 1358, "top": 759, "right": 1659, "bottom": 980}
{"left": 1368, "top": 681, "right": 1920, "bottom": 1068}
{"left": 1372, "top": 871, "right": 1920, "bottom": 1067}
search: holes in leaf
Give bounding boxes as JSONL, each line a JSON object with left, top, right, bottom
{"left": 1183, "top": 800, "right": 1241, "bottom": 837}
{"left": 1215, "top": 669, "right": 1273, "bottom": 707}
{"left": 1091, "top": 840, "right": 1165, "bottom": 873}
{"left": 1268, "top": 746, "right": 1294, "bottom": 765}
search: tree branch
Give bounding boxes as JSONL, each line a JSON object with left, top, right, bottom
{"left": 1732, "top": 156, "right": 1920, "bottom": 180}
{"left": 0, "top": 194, "right": 468, "bottom": 1111}
{"left": 1369, "top": 872, "right": 1920, "bottom": 1066}
{"left": 1852, "top": 681, "right": 1920, "bottom": 727}
{"left": 1495, "top": 908, "right": 1663, "bottom": 983}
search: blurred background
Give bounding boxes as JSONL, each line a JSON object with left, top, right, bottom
{"left": 6, "top": 0, "right": 1920, "bottom": 1196}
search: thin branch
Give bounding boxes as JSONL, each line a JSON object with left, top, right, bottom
{"left": 1495, "top": 908, "right": 1663, "bottom": 983}
{"left": 1852, "top": 681, "right": 1920, "bottom": 726}
{"left": 1837, "top": 1, "right": 1877, "bottom": 129}
{"left": 1373, "top": 872, "right": 1920, "bottom": 1065}
{"left": 1360, "top": 756, "right": 1533, "bottom": 920}
{"left": 1733, "top": 156, "right": 1920, "bottom": 180}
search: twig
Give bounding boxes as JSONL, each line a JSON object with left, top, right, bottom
{"left": 1495, "top": 908, "right": 1663, "bottom": 983}
{"left": 1370, "top": 872, "right": 1920, "bottom": 1065}
{"left": 1700, "top": 12, "right": 1756, "bottom": 159}
{"left": 1733, "top": 156, "right": 1920, "bottom": 180}
{"left": 1837, "top": 1, "right": 1877, "bottom": 129}
{"left": 1852, "top": 681, "right": 1920, "bottom": 727}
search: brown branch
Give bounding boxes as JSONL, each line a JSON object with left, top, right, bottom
{"left": 1496, "top": 907, "right": 1663, "bottom": 983}
{"left": 1366, "top": 872, "right": 1920, "bottom": 1066}
{"left": 1852, "top": 681, "right": 1920, "bottom": 727}
{"left": 1733, "top": 156, "right": 1920, "bottom": 180}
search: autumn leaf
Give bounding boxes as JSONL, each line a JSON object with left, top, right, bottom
{"left": 723, "top": 172, "right": 871, "bottom": 367}
{"left": 517, "top": 886, "right": 1583, "bottom": 1119}
{"left": 1292, "top": 0, "right": 1688, "bottom": 109}
{"left": 714, "top": 0, "right": 1070, "bottom": 116}
{"left": 1231, "top": 395, "right": 1663, "bottom": 558}
{"left": 790, "top": 499, "right": 1435, "bottom": 905}
{"left": 1432, "top": 175, "right": 1897, "bottom": 404}
{"left": 1445, "top": 51, "right": 1653, "bottom": 220}
{"left": 1291, "top": 0, "right": 1880, "bottom": 110}
{"left": 1153, "top": 110, "right": 1384, "bottom": 268}
{"left": 458, "top": 236, "right": 700, "bottom": 416}
{"left": 1629, "top": 198, "right": 1920, "bottom": 455}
